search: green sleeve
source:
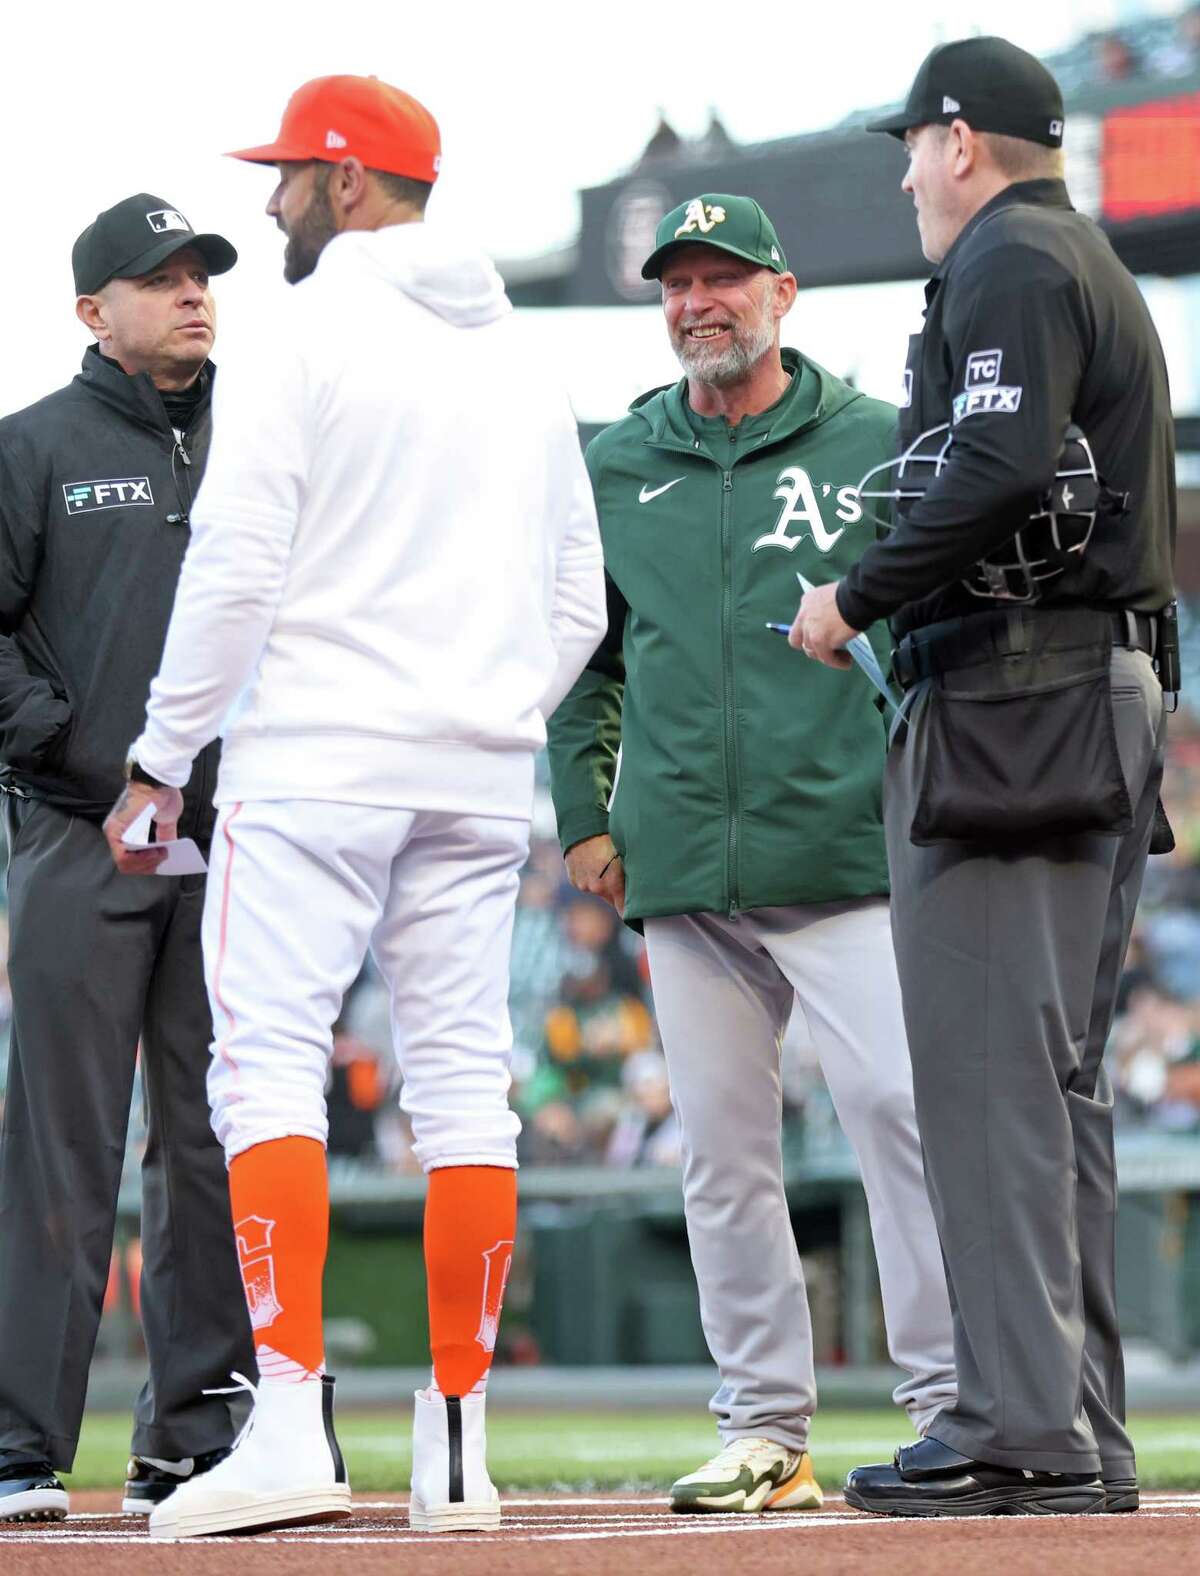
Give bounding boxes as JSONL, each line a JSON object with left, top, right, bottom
{"left": 547, "top": 569, "right": 626, "bottom": 854}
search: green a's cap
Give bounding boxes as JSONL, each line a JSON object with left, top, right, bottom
{"left": 641, "top": 193, "right": 787, "bottom": 281}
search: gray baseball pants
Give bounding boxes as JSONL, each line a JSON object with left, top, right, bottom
{"left": 884, "top": 645, "right": 1163, "bottom": 1474}
{"left": 0, "top": 798, "right": 255, "bottom": 1471}
{"left": 644, "top": 897, "right": 957, "bottom": 1454}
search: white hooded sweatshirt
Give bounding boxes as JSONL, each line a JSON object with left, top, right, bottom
{"left": 135, "top": 223, "right": 606, "bottom": 818}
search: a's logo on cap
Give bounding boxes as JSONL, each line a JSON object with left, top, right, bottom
{"left": 1049, "top": 118, "right": 1064, "bottom": 138}
{"left": 146, "top": 209, "right": 189, "bottom": 234}
{"left": 674, "top": 199, "right": 727, "bottom": 238}
{"left": 942, "top": 95, "right": 961, "bottom": 114}
{"left": 325, "top": 128, "right": 348, "bottom": 149}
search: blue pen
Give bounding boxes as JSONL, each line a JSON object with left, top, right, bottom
{"left": 764, "top": 622, "right": 793, "bottom": 636}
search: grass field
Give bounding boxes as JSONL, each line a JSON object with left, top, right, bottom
{"left": 66, "top": 1408, "right": 1200, "bottom": 1493}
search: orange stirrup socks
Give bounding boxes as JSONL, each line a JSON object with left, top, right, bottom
{"left": 229, "top": 1136, "right": 329, "bottom": 1383}
{"left": 425, "top": 1165, "right": 517, "bottom": 1397}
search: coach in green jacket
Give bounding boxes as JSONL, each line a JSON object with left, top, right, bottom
{"left": 547, "top": 195, "right": 956, "bottom": 1514}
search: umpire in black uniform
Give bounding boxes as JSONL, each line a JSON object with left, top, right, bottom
{"left": 0, "top": 196, "right": 255, "bottom": 1521}
{"left": 793, "top": 38, "right": 1175, "bottom": 1516}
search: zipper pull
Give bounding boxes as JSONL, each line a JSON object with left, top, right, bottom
{"left": 723, "top": 471, "right": 733, "bottom": 492}
{"left": 177, "top": 445, "right": 192, "bottom": 466}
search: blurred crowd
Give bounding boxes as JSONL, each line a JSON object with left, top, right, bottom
{"left": 1111, "top": 723, "right": 1200, "bottom": 1134}
{"left": 1069, "top": 5, "right": 1200, "bottom": 91}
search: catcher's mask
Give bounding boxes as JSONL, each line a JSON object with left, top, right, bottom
{"left": 857, "top": 422, "right": 1129, "bottom": 603}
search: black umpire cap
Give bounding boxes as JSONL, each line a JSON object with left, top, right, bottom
{"left": 72, "top": 193, "right": 238, "bottom": 296}
{"left": 867, "top": 37, "right": 1065, "bottom": 149}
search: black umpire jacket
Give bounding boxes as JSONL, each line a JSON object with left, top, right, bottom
{"left": 838, "top": 178, "right": 1177, "bottom": 640}
{"left": 0, "top": 344, "right": 220, "bottom": 837}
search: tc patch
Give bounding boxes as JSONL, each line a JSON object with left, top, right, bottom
{"left": 964, "top": 349, "right": 1004, "bottom": 389}
{"left": 63, "top": 477, "right": 154, "bottom": 514}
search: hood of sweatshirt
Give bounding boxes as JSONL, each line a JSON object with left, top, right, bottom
{"left": 317, "top": 223, "right": 512, "bottom": 328}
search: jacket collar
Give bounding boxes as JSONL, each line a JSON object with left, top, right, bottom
{"left": 630, "top": 347, "right": 862, "bottom": 453}
{"left": 926, "top": 178, "right": 1074, "bottom": 303}
{"left": 76, "top": 343, "right": 215, "bottom": 436}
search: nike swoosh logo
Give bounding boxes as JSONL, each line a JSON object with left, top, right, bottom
{"left": 638, "top": 478, "right": 686, "bottom": 504}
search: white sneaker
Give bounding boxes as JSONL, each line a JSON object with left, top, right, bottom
{"left": 670, "top": 1436, "right": 824, "bottom": 1513}
{"left": 148, "top": 1374, "right": 352, "bottom": 1540}
{"left": 409, "top": 1388, "right": 500, "bottom": 1531}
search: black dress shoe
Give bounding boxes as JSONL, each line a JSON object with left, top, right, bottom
{"left": 0, "top": 1457, "right": 69, "bottom": 1522}
{"left": 1101, "top": 1475, "right": 1139, "bottom": 1513}
{"left": 122, "top": 1446, "right": 232, "bottom": 1513}
{"left": 844, "top": 1435, "right": 1105, "bottom": 1518}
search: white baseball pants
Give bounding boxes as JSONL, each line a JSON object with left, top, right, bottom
{"left": 643, "top": 897, "right": 957, "bottom": 1452}
{"left": 202, "top": 800, "right": 528, "bottom": 1171}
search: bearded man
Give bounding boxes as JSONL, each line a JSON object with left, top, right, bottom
{"left": 546, "top": 193, "right": 957, "bottom": 1513}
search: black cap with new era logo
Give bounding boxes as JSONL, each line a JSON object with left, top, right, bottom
{"left": 72, "top": 193, "right": 238, "bottom": 296}
{"left": 866, "top": 37, "right": 1065, "bottom": 149}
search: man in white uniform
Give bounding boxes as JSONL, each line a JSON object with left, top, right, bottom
{"left": 103, "top": 75, "right": 606, "bottom": 1541}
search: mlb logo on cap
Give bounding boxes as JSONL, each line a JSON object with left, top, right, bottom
{"left": 146, "top": 209, "right": 190, "bottom": 234}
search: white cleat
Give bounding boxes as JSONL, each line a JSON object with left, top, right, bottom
{"left": 409, "top": 1387, "right": 501, "bottom": 1532}
{"left": 148, "top": 1373, "right": 352, "bottom": 1540}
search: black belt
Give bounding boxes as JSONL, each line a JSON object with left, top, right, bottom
{"left": 892, "top": 607, "right": 1158, "bottom": 691}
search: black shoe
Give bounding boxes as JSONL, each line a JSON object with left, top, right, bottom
{"left": 0, "top": 1457, "right": 69, "bottom": 1522}
{"left": 844, "top": 1435, "right": 1105, "bottom": 1518}
{"left": 122, "top": 1447, "right": 232, "bottom": 1514}
{"left": 1102, "top": 1475, "right": 1139, "bottom": 1513}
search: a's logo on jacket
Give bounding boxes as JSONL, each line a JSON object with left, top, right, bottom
{"left": 752, "top": 467, "right": 863, "bottom": 554}
{"left": 62, "top": 477, "right": 155, "bottom": 515}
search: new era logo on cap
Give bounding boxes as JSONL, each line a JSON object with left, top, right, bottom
{"left": 942, "top": 95, "right": 961, "bottom": 114}
{"left": 146, "top": 209, "right": 189, "bottom": 234}
{"left": 325, "top": 129, "right": 348, "bottom": 149}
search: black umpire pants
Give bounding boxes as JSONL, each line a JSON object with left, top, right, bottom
{"left": 886, "top": 644, "right": 1163, "bottom": 1476}
{"left": 0, "top": 798, "right": 254, "bottom": 1471}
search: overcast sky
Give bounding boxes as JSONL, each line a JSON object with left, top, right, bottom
{"left": 0, "top": 0, "right": 1178, "bottom": 413}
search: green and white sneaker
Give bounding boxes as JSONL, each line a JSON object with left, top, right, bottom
{"left": 669, "top": 1437, "right": 824, "bottom": 1514}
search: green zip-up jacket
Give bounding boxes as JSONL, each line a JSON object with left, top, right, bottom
{"left": 546, "top": 348, "right": 898, "bottom": 923}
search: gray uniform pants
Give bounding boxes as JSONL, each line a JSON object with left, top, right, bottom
{"left": 0, "top": 798, "right": 254, "bottom": 1471}
{"left": 644, "top": 897, "right": 957, "bottom": 1454}
{"left": 885, "top": 646, "right": 1163, "bottom": 1475}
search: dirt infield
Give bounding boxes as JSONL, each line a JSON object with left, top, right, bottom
{"left": 2, "top": 1491, "right": 1197, "bottom": 1575}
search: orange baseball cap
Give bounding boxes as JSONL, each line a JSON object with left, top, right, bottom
{"left": 229, "top": 75, "right": 441, "bottom": 183}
